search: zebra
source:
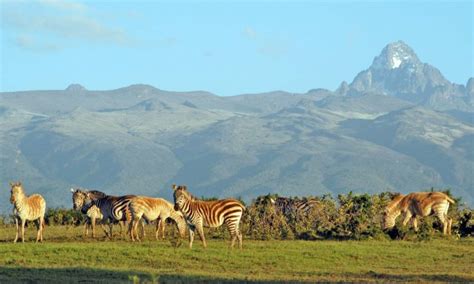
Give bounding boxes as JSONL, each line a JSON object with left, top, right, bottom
{"left": 269, "top": 196, "right": 319, "bottom": 217}
{"left": 9, "top": 181, "right": 46, "bottom": 243}
{"left": 172, "top": 184, "right": 245, "bottom": 249}
{"left": 71, "top": 188, "right": 107, "bottom": 238}
{"left": 128, "top": 196, "right": 187, "bottom": 241}
{"left": 383, "top": 192, "right": 455, "bottom": 235}
{"left": 82, "top": 192, "right": 138, "bottom": 239}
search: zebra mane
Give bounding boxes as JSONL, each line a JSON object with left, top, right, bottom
{"left": 86, "top": 190, "right": 108, "bottom": 200}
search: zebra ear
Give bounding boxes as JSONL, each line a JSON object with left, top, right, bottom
{"left": 183, "top": 185, "right": 187, "bottom": 191}
{"left": 172, "top": 184, "right": 177, "bottom": 191}
{"left": 18, "top": 181, "right": 22, "bottom": 186}
{"left": 70, "top": 188, "right": 76, "bottom": 193}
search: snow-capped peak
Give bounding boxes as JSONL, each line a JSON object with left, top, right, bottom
{"left": 371, "top": 41, "right": 420, "bottom": 70}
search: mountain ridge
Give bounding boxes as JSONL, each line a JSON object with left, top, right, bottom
{"left": 1, "top": 41, "right": 472, "bottom": 212}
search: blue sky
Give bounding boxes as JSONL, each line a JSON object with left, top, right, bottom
{"left": 1, "top": 0, "right": 472, "bottom": 96}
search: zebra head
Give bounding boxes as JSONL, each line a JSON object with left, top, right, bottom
{"left": 172, "top": 184, "right": 191, "bottom": 211}
{"left": 71, "top": 188, "right": 88, "bottom": 211}
{"left": 9, "top": 181, "right": 23, "bottom": 204}
{"left": 382, "top": 193, "right": 404, "bottom": 230}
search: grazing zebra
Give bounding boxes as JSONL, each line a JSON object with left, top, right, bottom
{"left": 129, "top": 196, "right": 187, "bottom": 241}
{"left": 172, "top": 184, "right": 245, "bottom": 249}
{"left": 269, "top": 196, "right": 319, "bottom": 217}
{"left": 71, "top": 188, "right": 107, "bottom": 238}
{"left": 83, "top": 192, "right": 138, "bottom": 239}
{"left": 383, "top": 192, "right": 455, "bottom": 235}
{"left": 9, "top": 181, "right": 46, "bottom": 243}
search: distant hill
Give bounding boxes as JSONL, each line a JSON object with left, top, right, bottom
{"left": 1, "top": 41, "right": 472, "bottom": 212}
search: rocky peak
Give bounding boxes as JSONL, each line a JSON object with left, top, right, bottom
{"left": 371, "top": 41, "right": 421, "bottom": 70}
{"left": 65, "top": 84, "right": 86, "bottom": 92}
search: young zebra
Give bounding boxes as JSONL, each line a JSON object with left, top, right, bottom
{"left": 383, "top": 192, "right": 455, "bottom": 235}
{"left": 129, "top": 196, "right": 187, "bottom": 242}
{"left": 71, "top": 188, "right": 106, "bottom": 238}
{"left": 9, "top": 181, "right": 46, "bottom": 243}
{"left": 269, "top": 196, "right": 319, "bottom": 217}
{"left": 172, "top": 184, "right": 245, "bottom": 249}
{"left": 83, "top": 193, "right": 137, "bottom": 239}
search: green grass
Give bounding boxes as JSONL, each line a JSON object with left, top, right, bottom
{"left": 0, "top": 225, "right": 473, "bottom": 283}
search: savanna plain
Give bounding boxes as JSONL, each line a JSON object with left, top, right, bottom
{"left": 0, "top": 226, "right": 472, "bottom": 283}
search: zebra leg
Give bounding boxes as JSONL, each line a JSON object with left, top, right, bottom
{"left": 225, "top": 219, "right": 237, "bottom": 249}
{"left": 133, "top": 218, "right": 141, "bottom": 242}
{"left": 141, "top": 220, "right": 146, "bottom": 238}
{"left": 84, "top": 219, "right": 89, "bottom": 237}
{"left": 91, "top": 217, "right": 96, "bottom": 238}
{"left": 160, "top": 220, "right": 166, "bottom": 240}
{"left": 40, "top": 216, "right": 44, "bottom": 242}
{"left": 21, "top": 219, "right": 26, "bottom": 243}
{"left": 35, "top": 219, "right": 41, "bottom": 242}
{"left": 108, "top": 222, "right": 114, "bottom": 239}
{"left": 238, "top": 231, "right": 243, "bottom": 250}
{"left": 437, "top": 213, "right": 448, "bottom": 235}
{"left": 411, "top": 217, "right": 418, "bottom": 232}
{"left": 196, "top": 223, "right": 207, "bottom": 248}
{"left": 402, "top": 212, "right": 412, "bottom": 229}
{"left": 448, "top": 218, "right": 453, "bottom": 235}
{"left": 188, "top": 226, "right": 195, "bottom": 249}
{"left": 155, "top": 219, "right": 161, "bottom": 240}
{"left": 13, "top": 217, "right": 19, "bottom": 243}
{"left": 129, "top": 219, "right": 135, "bottom": 241}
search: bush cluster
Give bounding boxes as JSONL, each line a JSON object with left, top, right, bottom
{"left": 242, "top": 190, "right": 473, "bottom": 240}
{"left": 1, "top": 190, "right": 472, "bottom": 240}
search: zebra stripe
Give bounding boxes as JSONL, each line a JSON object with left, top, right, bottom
{"left": 172, "top": 184, "right": 245, "bottom": 249}
{"left": 383, "top": 192, "right": 455, "bottom": 235}
{"left": 84, "top": 193, "right": 137, "bottom": 238}
{"left": 129, "top": 196, "right": 187, "bottom": 241}
{"left": 71, "top": 188, "right": 106, "bottom": 238}
{"left": 270, "top": 196, "right": 319, "bottom": 217}
{"left": 10, "top": 181, "right": 46, "bottom": 243}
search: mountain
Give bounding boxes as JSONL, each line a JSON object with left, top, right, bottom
{"left": 339, "top": 41, "right": 473, "bottom": 112}
{"left": 0, "top": 41, "right": 472, "bottom": 212}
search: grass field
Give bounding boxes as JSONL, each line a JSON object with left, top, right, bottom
{"left": 0, "top": 225, "right": 473, "bottom": 283}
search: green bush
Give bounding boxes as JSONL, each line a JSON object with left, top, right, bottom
{"left": 33, "top": 189, "right": 472, "bottom": 241}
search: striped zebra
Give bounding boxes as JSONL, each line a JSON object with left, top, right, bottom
{"left": 9, "top": 181, "right": 46, "bottom": 243}
{"left": 383, "top": 192, "right": 455, "bottom": 235}
{"left": 83, "top": 192, "right": 138, "bottom": 239}
{"left": 71, "top": 188, "right": 107, "bottom": 238}
{"left": 172, "top": 184, "right": 245, "bottom": 249}
{"left": 270, "top": 196, "right": 319, "bottom": 217}
{"left": 129, "top": 196, "right": 187, "bottom": 241}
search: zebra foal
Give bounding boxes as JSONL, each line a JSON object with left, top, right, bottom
{"left": 71, "top": 188, "right": 106, "bottom": 238}
{"left": 9, "top": 181, "right": 46, "bottom": 243}
{"left": 129, "top": 196, "right": 187, "bottom": 241}
{"left": 383, "top": 192, "right": 455, "bottom": 235}
{"left": 83, "top": 192, "right": 137, "bottom": 239}
{"left": 172, "top": 184, "right": 245, "bottom": 249}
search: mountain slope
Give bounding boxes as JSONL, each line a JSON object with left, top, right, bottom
{"left": 1, "top": 41, "right": 472, "bottom": 212}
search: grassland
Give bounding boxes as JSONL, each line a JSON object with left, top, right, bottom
{"left": 0, "top": 225, "right": 473, "bottom": 283}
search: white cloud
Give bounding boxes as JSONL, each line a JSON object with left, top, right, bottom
{"left": 15, "top": 34, "right": 62, "bottom": 52}
{"left": 242, "top": 26, "right": 288, "bottom": 58}
{"left": 243, "top": 26, "right": 257, "bottom": 40}
{"left": 38, "top": 0, "right": 87, "bottom": 12}
{"left": 2, "top": 0, "right": 133, "bottom": 50}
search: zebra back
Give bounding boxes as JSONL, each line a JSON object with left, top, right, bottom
{"left": 93, "top": 195, "right": 136, "bottom": 222}
{"left": 10, "top": 182, "right": 46, "bottom": 221}
{"left": 173, "top": 186, "right": 245, "bottom": 228}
